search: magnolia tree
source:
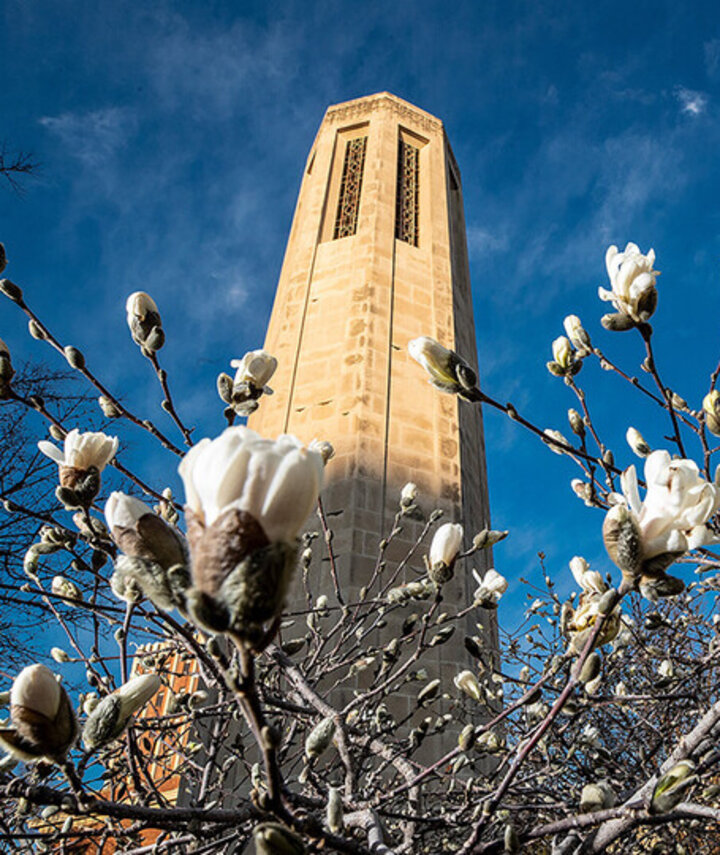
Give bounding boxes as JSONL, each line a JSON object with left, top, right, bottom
{"left": 0, "top": 240, "right": 719, "bottom": 854}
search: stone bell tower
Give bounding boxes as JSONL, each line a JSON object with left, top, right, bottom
{"left": 249, "top": 92, "right": 493, "bottom": 639}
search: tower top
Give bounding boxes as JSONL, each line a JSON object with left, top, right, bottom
{"left": 323, "top": 91, "right": 445, "bottom": 133}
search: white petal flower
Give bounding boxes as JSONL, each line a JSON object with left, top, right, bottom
{"left": 616, "top": 450, "right": 720, "bottom": 562}
{"left": 178, "top": 426, "right": 324, "bottom": 543}
{"left": 563, "top": 315, "right": 591, "bottom": 351}
{"left": 105, "top": 492, "right": 153, "bottom": 530}
{"left": 569, "top": 556, "right": 607, "bottom": 595}
{"left": 309, "top": 439, "right": 335, "bottom": 464}
{"left": 429, "top": 523, "right": 464, "bottom": 568}
{"left": 472, "top": 567, "right": 508, "bottom": 605}
{"left": 599, "top": 242, "right": 659, "bottom": 323}
{"left": 38, "top": 429, "right": 119, "bottom": 472}
{"left": 408, "top": 336, "right": 476, "bottom": 396}
{"left": 230, "top": 350, "right": 278, "bottom": 390}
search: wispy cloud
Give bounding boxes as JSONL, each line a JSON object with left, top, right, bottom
{"left": 39, "top": 107, "right": 138, "bottom": 168}
{"left": 675, "top": 86, "right": 708, "bottom": 116}
{"left": 467, "top": 225, "right": 508, "bottom": 260}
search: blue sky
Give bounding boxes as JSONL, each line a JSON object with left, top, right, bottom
{"left": 3, "top": 0, "right": 720, "bottom": 619}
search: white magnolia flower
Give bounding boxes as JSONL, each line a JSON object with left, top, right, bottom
{"left": 105, "top": 492, "right": 153, "bottom": 530}
{"left": 179, "top": 426, "right": 324, "bottom": 544}
{"left": 658, "top": 659, "right": 675, "bottom": 678}
{"left": 38, "top": 429, "right": 119, "bottom": 472}
{"left": 599, "top": 242, "right": 659, "bottom": 323}
{"left": 126, "top": 292, "right": 163, "bottom": 350}
{"left": 51, "top": 576, "right": 81, "bottom": 601}
{"left": 0, "top": 664, "right": 77, "bottom": 761}
{"left": 552, "top": 336, "right": 573, "bottom": 370}
{"left": 231, "top": 350, "right": 278, "bottom": 390}
{"left": 619, "top": 450, "right": 720, "bottom": 559}
{"left": 454, "top": 670, "right": 482, "bottom": 702}
{"left": 429, "top": 523, "right": 463, "bottom": 569}
{"left": 472, "top": 567, "right": 508, "bottom": 605}
{"left": 569, "top": 556, "right": 607, "bottom": 595}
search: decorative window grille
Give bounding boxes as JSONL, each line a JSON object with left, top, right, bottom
{"left": 395, "top": 140, "right": 419, "bottom": 246}
{"left": 333, "top": 136, "right": 367, "bottom": 239}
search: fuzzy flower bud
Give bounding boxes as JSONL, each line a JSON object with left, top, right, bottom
{"left": 179, "top": 427, "right": 324, "bottom": 640}
{"left": 650, "top": 760, "right": 697, "bottom": 814}
{"left": 552, "top": 336, "right": 573, "bottom": 370}
{"left": 82, "top": 673, "right": 161, "bottom": 750}
{"left": 626, "top": 427, "right": 651, "bottom": 457}
{"left": 703, "top": 391, "right": 720, "bottom": 436}
{"left": 126, "top": 291, "right": 164, "bottom": 351}
{"left": 0, "top": 337, "right": 14, "bottom": 392}
{"left": 543, "top": 429, "right": 571, "bottom": 455}
{"left": 253, "top": 823, "right": 306, "bottom": 855}
{"left": 563, "top": 315, "right": 591, "bottom": 353}
{"left": 428, "top": 522, "right": 463, "bottom": 584}
{"left": 51, "top": 576, "right": 82, "bottom": 602}
{"left": 106, "top": 492, "right": 189, "bottom": 611}
{"left": 400, "top": 481, "right": 418, "bottom": 507}
{"left": 0, "top": 665, "right": 77, "bottom": 762}
{"left": 454, "top": 670, "right": 482, "bottom": 702}
{"left": 305, "top": 716, "right": 336, "bottom": 759}
{"left": 408, "top": 336, "right": 479, "bottom": 400}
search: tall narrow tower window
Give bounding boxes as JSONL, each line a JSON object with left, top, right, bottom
{"left": 333, "top": 136, "right": 367, "bottom": 239}
{"left": 395, "top": 139, "right": 420, "bottom": 246}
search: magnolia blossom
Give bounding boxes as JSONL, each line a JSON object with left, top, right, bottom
{"left": 563, "top": 315, "right": 591, "bottom": 352}
{"left": 704, "top": 391, "right": 720, "bottom": 436}
{"left": 626, "top": 427, "right": 650, "bottom": 457}
{"left": 83, "top": 673, "right": 161, "bottom": 750}
{"left": 38, "top": 429, "right": 118, "bottom": 472}
{"left": 105, "top": 492, "right": 154, "bottom": 530}
{"left": 179, "top": 427, "right": 324, "bottom": 638}
{"left": 551, "top": 336, "right": 573, "bottom": 370}
{"left": 309, "top": 439, "right": 335, "bottom": 464}
{"left": 179, "top": 427, "right": 324, "bottom": 544}
{"left": 428, "top": 522, "right": 463, "bottom": 584}
{"left": 599, "top": 242, "right": 659, "bottom": 324}
{"left": 231, "top": 350, "right": 278, "bottom": 390}
{"left": 400, "top": 481, "right": 418, "bottom": 506}
{"left": 408, "top": 336, "right": 478, "bottom": 399}
{"left": 606, "top": 450, "right": 720, "bottom": 579}
{"left": 454, "top": 670, "right": 482, "bottom": 702}
{"left": 569, "top": 556, "right": 606, "bottom": 595}
{"left": 0, "top": 664, "right": 76, "bottom": 761}
{"left": 472, "top": 567, "right": 508, "bottom": 606}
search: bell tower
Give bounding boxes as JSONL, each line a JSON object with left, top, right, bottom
{"left": 249, "top": 92, "right": 493, "bottom": 643}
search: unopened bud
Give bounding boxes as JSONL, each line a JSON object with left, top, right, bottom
{"left": 568, "top": 409, "right": 585, "bottom": 437}
{"left": 64, "top": 346, "right": 85, "bottom": 370}
{"left": 305, "top": 717, "right": 336, "bottom": 760}
{"left": 626, "top": 427, "right": 650, "bottom": 457}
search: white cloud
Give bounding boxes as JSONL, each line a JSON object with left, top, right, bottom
{"left": 705, "top": 39, "right": 720, "bottom": 78}
{"left": 466, "top": 226, "right": 508, "bottom": 259}
{"left": 39, "top": 107, "right": 138, "bottom": 168}
{"left": 675, "top": 86, "right": 708, "bottom": 116}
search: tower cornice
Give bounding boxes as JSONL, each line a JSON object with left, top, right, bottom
{"left": 324, "top": 91, "right": 444, "bottom": 135}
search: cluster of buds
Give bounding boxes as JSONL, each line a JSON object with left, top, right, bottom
{"left": 106, "top": 492, "right": 190, "bottom": 611}
{"left": 408, "top": 336, "right": 482, "bottom": 402}
{"left": 216, "top": 350, "right": 278, "bottom": 418}
{"left": 426, "top": 522, "right": 463, "bottom": 585}
{"left": 599, "top": 242, "right": 659, "bottom": 329}
{"left": 126, "top": 292, "right": 164, "bottom": 353}
{"left": 83, "top": 673, "right": 161, "bottom": 750}
{"left": 0, "top": 337, "right": 13, "bottom": 398}
{"left": 0, "top": 665, "right": 77, "bottom": 763}
{"left": 38, "top": 429, "right": 119, "bottom": 509}
{"left": 603, "top": 450, "right": 720, "bottom": 600}
{"left": 703, "top": 391, "right": 720, "bottom": 436}
{"left": 562, "top": 557, "right": 621, "bottom": 653}
{"left": 178, "top": 426, "right": 324, "bottom": 645}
